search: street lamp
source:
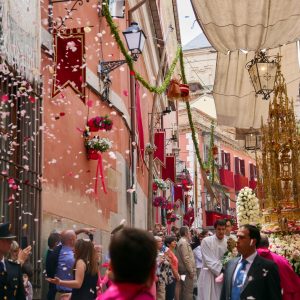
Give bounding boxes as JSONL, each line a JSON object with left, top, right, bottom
{"left": 99, "top": 22, "right": 146, "bottom": 77}
{"left": 123, "top": 22, "right": 146, "bottom": 60}
{"left": 245, "top": 131, "right": 261, "bottom": 150}
{"left": 98, "top": 22, "right": 146, "bottom": 100}
{"left": 246, "top": 51, "right": 279, "bottom": 100}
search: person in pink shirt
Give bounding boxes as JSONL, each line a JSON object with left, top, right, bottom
{"left": 257, "top": 234, "right": 300, "bottom": 300}
{"left": 97, "top": 227, "right": 157, "bottom": 300}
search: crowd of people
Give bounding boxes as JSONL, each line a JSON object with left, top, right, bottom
{"left": 1, "top": 219, "right": 300, "bottom": 300}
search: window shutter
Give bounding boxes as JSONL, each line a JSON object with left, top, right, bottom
{"left": 226, "top": 153, "right": 231, "bottom": 171}
{"left": 234, "top": 157, "right": 239, "bottom": 174}
{"left": 221, "top": 150, "right": 225, "bottom": 167}
{"left": 240, "top": 160, "right": 245, "bottom": 176}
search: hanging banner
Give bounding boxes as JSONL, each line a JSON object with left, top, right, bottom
{"left": 154, "top": 131, "right": 165, "bottom": 164}
{"left": 135, "top": 81, "right": 145, "bottom": 161}
{"left": 52, "top": 28, "right": 86, "bottom": 101}
{"left": 183, "top": 207, "right": 195, "bottom": 228}
{"left": 174, "top": 185, "right": 184, "bottom": 202}
{"left": 161, "top": 155, "right": 176, "bottom": 183}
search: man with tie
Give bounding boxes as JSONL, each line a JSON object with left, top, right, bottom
{"left": 0, "top": 223, "right": 26, "bottom": 300}
{"left": 220, "top": 224, "right": 281, "bottom": 300}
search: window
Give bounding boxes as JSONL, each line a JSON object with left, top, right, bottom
{"left": 240, "top": 159, "right": 245, "bottom": 176}
{"left": 234, "top": 157, "right": 245, "bottom": 176}
{"left": 189, "top": 82, "right": 203, "bottom": 93}
{"left": 249, "top": 163, "right": 257, "bottom": 180}
{"left": 221, "top": 151, "right": 231, "bottom": 170}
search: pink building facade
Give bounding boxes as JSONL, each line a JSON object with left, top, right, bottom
{"left": 178, "top": 106, "right": 256, "bottom": 228}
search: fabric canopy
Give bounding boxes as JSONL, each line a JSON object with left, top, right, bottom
{"left": 191, "top": 0, "right": 300, "bottom": 54}
{"left": 191, "top": 0, "right": 300, "bottom": 130}
{"left": 214, "top": 43, "right": 300, "bottom": 129}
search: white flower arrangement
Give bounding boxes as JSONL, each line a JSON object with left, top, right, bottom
{"left": 85, "top": 137, "right": 112, "bottom": 153}
{"left": 269, "top": 233, "right": 300, "bottom": 275}
{"left": 153, "top": 178, "right": 168, "bottom": 190}
{"left": 236, "top": 187, "right": 261, "bottom": 227}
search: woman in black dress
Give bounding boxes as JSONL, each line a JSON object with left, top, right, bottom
{"left": 47, "top": 239, "right": 98, "bottom": 299}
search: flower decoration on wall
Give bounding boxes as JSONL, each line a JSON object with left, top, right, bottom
{"left": 236, "top": 187, "right": 261, "bottom": 227}
{"left": 153, "top": 178, "right": 168, "bottom": 191}
{"left": 85, "top": 137, "right": 112, "bottom": 159}
{"left": 153, "top": 196, "right": 167, "bottom": 208}
{"left": 177, "top": 168, "right": 193, "bottom": 191}
{"left": 87, "top": 115, "right": 113, "bottom": 132}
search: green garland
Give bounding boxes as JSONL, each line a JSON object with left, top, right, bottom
{"left": 102, "top": 0, "right": 180, "bottom": 94}
{"left": 102, "top": 0, "right": 230, "bottom": 203}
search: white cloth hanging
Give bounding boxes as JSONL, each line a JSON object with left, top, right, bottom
{"left": 0, "top": 0, "right": 41, "bottom": 81}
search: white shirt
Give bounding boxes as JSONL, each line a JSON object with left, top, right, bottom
{"left": 233, "top": 251, "right": 257, "bottom": 285}
{"left": 193, "top": 245, "right": 203, "bottom": 269}
{"left": 0, "top": 257, "right": 6, "bottom": 271}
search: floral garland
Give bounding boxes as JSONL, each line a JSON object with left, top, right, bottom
{"left": 102, "top": 0, "right": 220, "bottom": 204}
{"left": 85, "top": 137, "right": 112, "bottom": 153}
{"left": 236, "top": 187, "right": 261, "bottom": 227}
{"left": 102, "top": 0, "right": 181, "bottom": 94}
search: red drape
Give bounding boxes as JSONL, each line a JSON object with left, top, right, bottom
{"left": 161, "top": 155, "right": 176, "bottom": 183}
{"left": 52, "top": 28, "right": 86, "bottom": 101}
{"left": 135, "top": 81, "right": 145, "bottom": 161}
{"left": 174, "top": 185, "right": 184, "bottom": 202}
{"left": 154, "top": 131, "right": 165, "bottom": 164}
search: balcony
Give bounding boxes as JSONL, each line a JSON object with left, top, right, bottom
{"left": 234, "top": 174, "right": 249, "bottom": 191}
{"left": 249, "top": 179, "right": 257, "bottom": 190}
{"left": 205, "top": 211, "right": 236, "bottom": 227}
{"left": 219, "top": 168, "right": 234, "bottom": 188}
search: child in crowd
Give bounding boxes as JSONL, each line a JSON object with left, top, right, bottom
{"left": 23, "top": 273, "right": 33, "bottom": 300}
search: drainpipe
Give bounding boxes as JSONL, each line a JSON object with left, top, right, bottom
{"left": 128, "top": 0, "right": 147, "bottom": 227}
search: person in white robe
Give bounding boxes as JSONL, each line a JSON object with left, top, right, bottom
{"left": 197, "top": 219, "right": 227, "bottom": 300}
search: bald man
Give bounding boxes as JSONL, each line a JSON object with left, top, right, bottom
{"left": 46, "top": 228, "right": 94, "bottom": 300}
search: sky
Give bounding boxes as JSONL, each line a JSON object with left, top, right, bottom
{"left": 177, "top": 0, "right": 202, "bottom": 46}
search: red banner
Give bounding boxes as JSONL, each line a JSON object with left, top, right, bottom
{"left": 154, "top": 131, "right": 165, "bottom": 164}
{"left": 161, "top": 155, "right": 176, "bottom": 183}
{"left": 174, "top": 185, "right": 183, "bottom": 202}
{"left": 52, "top": 28, "right": 86, "bottom": 101}
{"left": 135, "top": 81, "right": 145, "bottom": 160}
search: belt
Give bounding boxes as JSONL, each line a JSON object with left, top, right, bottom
{"left": 57, "top": 290, "right": 71, "bottom": 293}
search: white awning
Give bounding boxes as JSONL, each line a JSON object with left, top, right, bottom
{"left": 213, "top": 43, "right": 300, "bottom": 129}
{"left": 191, "top": 0, "right": 300, "bottom": 53}
{"left": 191, "top": 0, "right": 300, "bottom": 129}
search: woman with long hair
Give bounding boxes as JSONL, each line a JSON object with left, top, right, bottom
{"left": 47, "top": 239, "right": 98, "bottom": 300}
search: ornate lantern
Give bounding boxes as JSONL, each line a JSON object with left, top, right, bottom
{"left": 245, "top": 131, "right": 261, "bottom": 150}
{"left": 122, "top": 22, "right": 146, "bottom": 60}
{"left": 246, "top": 51, "right": 279, "bottom": 100}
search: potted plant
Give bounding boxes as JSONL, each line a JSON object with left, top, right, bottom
{"left": 85, "top": 137, "right": 112, "bottom": 160}
{"left": 153, "top": 178, "right": 168, "bottom": 191}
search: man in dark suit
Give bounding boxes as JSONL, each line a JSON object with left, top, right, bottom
{"left": 220, "top": 224, "right": 282, "bottom": 300}
{"left": 0, "top": 222, "right": 26, "bottom": 300}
